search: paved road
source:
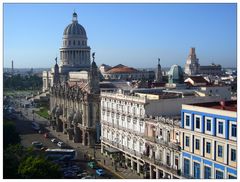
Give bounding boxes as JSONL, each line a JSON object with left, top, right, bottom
{"left": 8, "top": 96, "right": 118, "bottom": 179}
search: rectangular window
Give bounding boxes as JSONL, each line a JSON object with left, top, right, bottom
{"left": 218, "top": 122, "right": 223, "bottom": 134}
{"left": 216, "top": 170, "right": 223, "bottom": 179}
{"left": 206, "top": 142, "right": 211, "bottom": 154}
{"left": 185, "top": 136, "right": 190, "bottom": 147}
{"left": 231, "top": 149, "right": 236, "bottom": 162}
{"left": 218, "top": 145, "right": 223, "bottom": 157}
{"left": 184, "top": 159, "right": 190, "bottom": 176}
{"left": 195, "top": 139, "right": 200, "bottom": 150}
{"left": 196, "top": 117, "right": 200, "bottom": 129}
{"left": 204, "top": 166, "right": 211, "bottom": 179}
{"left": 231, "top": 124, "right": 237, "bottom": 137}
{"left": 186, "top": 115, "right": 190, "bottom": 126}
{"left": 194, "top": 162, "right": 200, "bottom": 179}
{"left": 206, "top": 119, "right": 211, "bottom": 131}
{"left": 160, "top": 129, "right": 162, "bottom": 136}
{"left": 229, "top": 175, "right": 237, "bottom": 179}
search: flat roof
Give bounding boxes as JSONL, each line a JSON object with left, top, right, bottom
{"left": 190, "top": 100, "right": 237, "bottom": 112}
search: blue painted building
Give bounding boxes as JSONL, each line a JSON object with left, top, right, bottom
{"left": 180, "top": 101, "right": 237, "bottom": 179}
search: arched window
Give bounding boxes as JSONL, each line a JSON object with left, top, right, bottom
{"left": 69, "top": 40, "right": 71, "bottom": 45}
{"left": 78, "top": 40, "right": 80, "bottom": 45}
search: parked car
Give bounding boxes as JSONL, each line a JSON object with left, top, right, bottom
{"left": 96, "top": 168, "right": 105, "bottom": 176}
{"left": 51, "top": 138, "right": 58, "bottom": 143}
{"left": 31, "top": 141, "right": 43, "bottom": 148}
{"left": 87, "top": 161, "right": 96, "bottom": 169}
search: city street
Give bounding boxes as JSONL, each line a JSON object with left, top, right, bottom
{"left": 8, "top": 96, "right": 119, "bottom": 179}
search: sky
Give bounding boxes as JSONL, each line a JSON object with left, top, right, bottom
{"left": 3, "top": 3, "right": 237, "bottom": 68}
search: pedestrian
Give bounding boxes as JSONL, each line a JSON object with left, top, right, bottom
{"left": 103, "top": 159, "right": 106, "bottom": 165}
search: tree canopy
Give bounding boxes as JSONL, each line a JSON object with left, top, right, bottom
{"left": 18, "top": 156, "right": 62, "bottom": 179}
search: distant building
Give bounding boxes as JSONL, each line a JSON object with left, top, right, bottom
{"left": 184, "top": 76, "right": 209, "bottom": 86}
{"left": 199, "top": 63, "right": 222, "bottom": 76}
{"left": 180, "top": 101, "right": 237, "bottom": 179}
{"left": 168, "top": 65, "right": 184, "bottom": 84}
{"left": 184, "top": 48, "right": 200, "bottom": 76}
{"left": 101, "top": 64, "right": 155, "bottom": 81}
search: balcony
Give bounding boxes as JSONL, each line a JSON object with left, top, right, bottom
{"left": 101, "top": 137, "right": 142, "bottom": 158}
{"left": 144, "top": 136, "right": 181, "bottom": 151}
{"left": 141, "top": 153, "right": 181, "bottom": 177}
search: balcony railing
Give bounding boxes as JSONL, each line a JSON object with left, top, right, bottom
{"left": 143, "top": 136, "right": 181, "bottom": 151}
{"left": 101, "top": 120, "right": 145, "bottom": 136}
{"left": 101, "top": 137, "right": 142, "bottom": 158}
{"left": 141, "top": 153, "right": 181, "bottom": 177}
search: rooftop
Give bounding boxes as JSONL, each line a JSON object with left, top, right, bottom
{"left": 190, "top": 100, "right": 237, "bottom": 112}
{"left": 105, "top": 64, "right": 138, "bottom": 74}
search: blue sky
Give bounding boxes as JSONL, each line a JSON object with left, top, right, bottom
{"left": 3, "top": 3, "right": 237, "bottom": 68}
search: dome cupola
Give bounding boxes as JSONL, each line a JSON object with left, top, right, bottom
{"left": 63, "top": 12, "right": 87, "bottom": 37}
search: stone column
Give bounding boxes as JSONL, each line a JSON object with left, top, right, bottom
{"left": 101, "top": 143, "right": 104, "bottom": 154}
{"left": 149, "top": 165, "right": 153, "bottom": 179}
{"left": 82, "top": 130, "right": 85, "bottom": 146}
{"left": 171, "top": 150, "right": 174, "bottom": 168}
{"left": 156, "top": 168, "right": 160, "bottom": 179}
{"left": 131, "top": 158, "right": 134, "bottom": 170}
{"left": 137, "top": 161, "right": 140, "bottom": 174}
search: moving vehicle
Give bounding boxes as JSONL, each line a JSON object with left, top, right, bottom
{"left": 51, "top": 138, "right": 58, "bottom": 143}
{"left": 81, "top": 175, "right": 94, "bottom": 179}
{"left": 96, "top": 169, "right": 105, "bottom": 176}
{"left": 87, "top": 161, "right": 96, "bottom": 169}
{"left": 57, "top": 141, "right": 66, "bottom": 148}
{"left": 31, "top": 141, "right": 43, "bottom": 148}
{"left": 31, "top": 122, "right": 40, "bottom": 131}
{"left": 45, "top": 149, "right": 77, "bottom": 160}
{"left": 44, "top": 133, "right": 49, "bottom": 138}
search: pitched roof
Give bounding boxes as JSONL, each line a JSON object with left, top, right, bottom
{"left": 185, "top": 76, "right": 208, "bottom": 83}
{"left": 105, "top": 64, "right": 138, "bottom": 74}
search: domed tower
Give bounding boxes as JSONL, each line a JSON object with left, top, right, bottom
{"left": 59, "top": 12, "right": 91, "bottom": 74}
{"left": 168, "top": 64, "right": 184, "bottom": 84}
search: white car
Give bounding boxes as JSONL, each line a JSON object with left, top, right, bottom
{"left": 51, "top": 138, "right": 58, "bottom": 143}
{"left": 57, "top": 141, "right": 66, "bottom": 148}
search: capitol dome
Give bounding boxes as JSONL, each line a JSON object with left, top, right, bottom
{"left": 63, "top": 12, "right": 87, "bottom": 38}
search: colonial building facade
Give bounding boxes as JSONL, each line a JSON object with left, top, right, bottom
{"left": 180, "top": 101, "right": 237, "bottom": 179}
{"left": 47, "top": 12, "right": 101, "bottom": 146}
{"left": 100, "top": 91, "right": 183, "bottom": 178}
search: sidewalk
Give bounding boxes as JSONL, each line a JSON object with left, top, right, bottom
{"left": 45, "top": 126, "right": 142, "bottom": 179}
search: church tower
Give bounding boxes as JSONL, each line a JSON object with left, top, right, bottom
{"left": 155, "top": 58, "right": 162, "bottom": 82}
{"left": 53, "top": 57, "right": 60, "bottom": 85}
{"left": 184, "top": 47, "right": 200, "bottom": 76}
{"left": 89, "top": 52, "right": 100, "bottom": 94}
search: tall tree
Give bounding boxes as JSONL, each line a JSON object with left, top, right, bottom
{"left": 18, "top": 156, "right": 62, "bottom": 179}
{"left": 3, "top": 121, "right": 21, "bottom": 149}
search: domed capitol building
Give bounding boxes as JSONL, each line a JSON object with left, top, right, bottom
{"left": 42, "top": 12, "right": 100, "bottom": 146}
